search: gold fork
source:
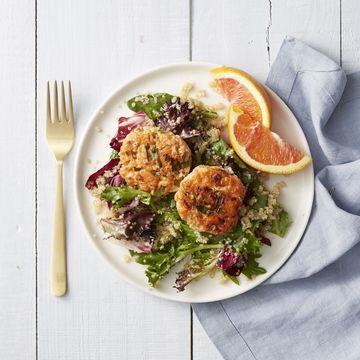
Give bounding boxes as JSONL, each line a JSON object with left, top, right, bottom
{"left": 46, "top": 81, "right": 75, "bottom": 296}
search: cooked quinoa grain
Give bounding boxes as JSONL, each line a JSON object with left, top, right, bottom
{"left": 240, "top": 181, "right": 286, "bottom": 231}
{"left": 195, "top": 89, "right": 207, "bottom": 99}
{"left": 180, "top": 82, "right": 194, "bottom": 100}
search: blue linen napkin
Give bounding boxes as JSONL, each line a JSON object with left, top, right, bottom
{"left": 193, "top": 37, "right": 360, "bottom": 360}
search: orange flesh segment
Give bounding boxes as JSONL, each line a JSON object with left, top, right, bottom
{"left": 217, "top": 78, "right": 263, "bottom": 123}
{"left": 233, "top": 113, "right": 304, "bottom": 165}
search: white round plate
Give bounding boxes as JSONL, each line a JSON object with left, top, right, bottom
{"left": 74, "top": 62, "right": 314, "bottom": 303}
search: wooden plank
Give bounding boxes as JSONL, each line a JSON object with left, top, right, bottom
{"left": 0, "top": 1, "right": 36, "bottom": 359}
{"left": 193, "top": 314, "right": 223, "bottom": 360}
{"left": 341, "top": 0, "right": 360, "bottom": 72}
{"left": 191, "top": 2, "right": 269, "bottom": 359}
{"left": 192, "top": 0, "right": 270, "bottom": 81}
{"left": 191, "top": 2, "right": 269, "bottom": 358}
{"left": 269, "top": 0, "right": 340, "bottom": 65}
{"left": 191, "top": 1, "right": 340, "bottom": 360}
{"left": 36, "top": 1, "right": 190, "bottom": 359}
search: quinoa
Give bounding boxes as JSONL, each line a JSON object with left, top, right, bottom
{"left": 193, "top": 231, "right": 209, "bottom": 244}
{"left": 187, "top": 97, "right": 204, "bottom": 109}
{"left": 180, "top": 82, "right": 194, "bottom": 100}
{"left": 248, "top": 197, "right": 258, "bottom": 206}
{"left": 207, "top": 265, "right": 218, "bottom": 278}
{"left": 154, "top": 211, "right": 183, "bottom": 248}
{"left": 134, "top": 95, "right": 150, "bottom": 104}
{"left": 90, "top": 177, "right": 106, "bottom": 197}
{"left": 207, "top": 103, "right": 226, "bottom": 111}
{"left": 189, "top": 97, "right": 226, "bottom": 129}
{"left": 90, "top": 162, "right": 121, "bottom": 198}
{"left": 209, "top": 79, "right": 219, "bottom": 92}
{"left": 218, "top": 274, "right": 229, "bottom": 284}
{"left": 208, "top": 115, "right": 226, "bottom": 129}
{"left": 206, "top": 127, "right": 221, "bottom": 143}
{"left": 93, "top": 198, "right": 103, "bottom": 214}
{"left": 194, "top": 89, "right": 207, "bottom": 99}
{"left": 196, "top": 128, "right": 221, "bottom": 154}
{"left": 240, "top": 181, "right": 286, "bottom": 231}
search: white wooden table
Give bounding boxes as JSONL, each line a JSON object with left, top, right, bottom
{"left": 1, "top": 1, "right": 359, "bottom": 359}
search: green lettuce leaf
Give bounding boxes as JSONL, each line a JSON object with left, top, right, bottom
{"left": 233, "top": 230, "right": 262, "bottom": 255}
{"left": 109, "top": 150, "right": 119, "bottom": 159}
{"left": 175, "top": 254, "right": 219, "bottom": 291}
{"left": 252, "top": 194, "right": 268, "bottom": 209}
{"left": 127, "top": 93, "right": 174, "bottom": 120}
{"left": 222, "top": 270, "right": 240, "bottom": 285}
{"left": 269, "top": 210, "right": 292, "bottom": 237}
{"left": 205, "top": 139, "right": 260, "bottom": 187}
{"left": 101, "top": 186, "right": 151, "bottom": 208}
{"left": 130, "top": 242, "right": 223, "bottom": 287}
{"left": 242, "top": 253, "right": 266, "bottom": 279}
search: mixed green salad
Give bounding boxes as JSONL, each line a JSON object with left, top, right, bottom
{"left": 86, "top": 92, "right": 291, "bottom": 291}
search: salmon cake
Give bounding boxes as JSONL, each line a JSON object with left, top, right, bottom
{"left": 175, "top": 165, "right": 245, "bottom": 235}
{"left": 120, "top": 126, "right": 192, "bottom": 195}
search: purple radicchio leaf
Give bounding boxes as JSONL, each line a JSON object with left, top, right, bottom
{"left": 116, "top": 196, "right": 141, "bottom": 214}
{"left": 110, "top": 111, "right": 151, "bottom": 151}
{"left": 100, "top": 199, "right": 155, "bottom": 253}
{"left": 179, "top": 127, "right": 201, "bottom": 139}
{"left": 217, "top": 245, "right": 246, "bottom": 277}
{"left": 174, "top": 257, "right": 219, "bottom": 292}
{"left": 255, "top": 229, "right": 271, "bottom": 246}
{"left": 108, "top": 174, "right": 125, "bottom": 187}
{"left": 85, "top": 158, "right": 120, "bottom": 190}
{"left": 86, "top": 112, "right": 149, "bottom": 191}
{"left": 174, "top": 270, "right": 192, "bottom": 292}
{"left": 155, "top": 98, "right": 200, "bottom": 139}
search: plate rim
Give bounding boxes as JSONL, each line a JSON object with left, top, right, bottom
{"left": 74, "top": 61, "right": 314, "bottom": 303}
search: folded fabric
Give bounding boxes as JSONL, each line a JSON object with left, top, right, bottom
{"left": 193, "top": 36, "right": 360, "bottom": 360}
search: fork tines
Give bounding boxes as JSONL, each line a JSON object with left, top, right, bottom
{"left": 46, "top": 81, "right": 74, "bottom": 124}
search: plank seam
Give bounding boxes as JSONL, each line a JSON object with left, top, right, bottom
{"left": 189, "top": 0, "right": 193, "bottom": 61}
{"left": 190, "top": 306, "right": 194, "bottom": 360}
{"left": 34, "top": 0, "right": 38, "bottom": 359}
{"left": 189, "top": 0, "right": 193, "bottom": 358}
{"left": 266, "top": 0, "right": 272, "bottom": 68}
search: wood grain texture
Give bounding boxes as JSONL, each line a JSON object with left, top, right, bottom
{"left": 2, "top": 0, "right": 360, "bottom": 359}
{"left": 37, "top": 1, "right": 190, "bottom": 359}
{"left": 0, "top": 1, "right": 36, "bottom": 360}
{"left": 191, "top": 1, "right": 341, "bottom": 359}
{"left": 0, "top": 1, "right": 35, "bottom": 360}
{"left": 192, "top": 0, "right": 269, "bottom": 81}
{"left": 193, "top": 313, "right": 223, "bottom": 360}
{"left": 191, "top": 2, "right": 269, "bottom": 359}
{"left": 341, "top": 0, "right": 360, "bottom": 72}
{"left": 269, "top": 0, "right": 340, "bottom": 65}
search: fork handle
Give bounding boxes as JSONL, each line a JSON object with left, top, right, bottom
{"left": 50, "top": 160, "right": 67, "bottom": 296}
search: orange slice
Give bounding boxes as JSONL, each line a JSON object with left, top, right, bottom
{"left": 211, "top": 66, "right": 271, "bottom": 128}
{"left": 228, "top": 105, "right": 312, "bottom": 174}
